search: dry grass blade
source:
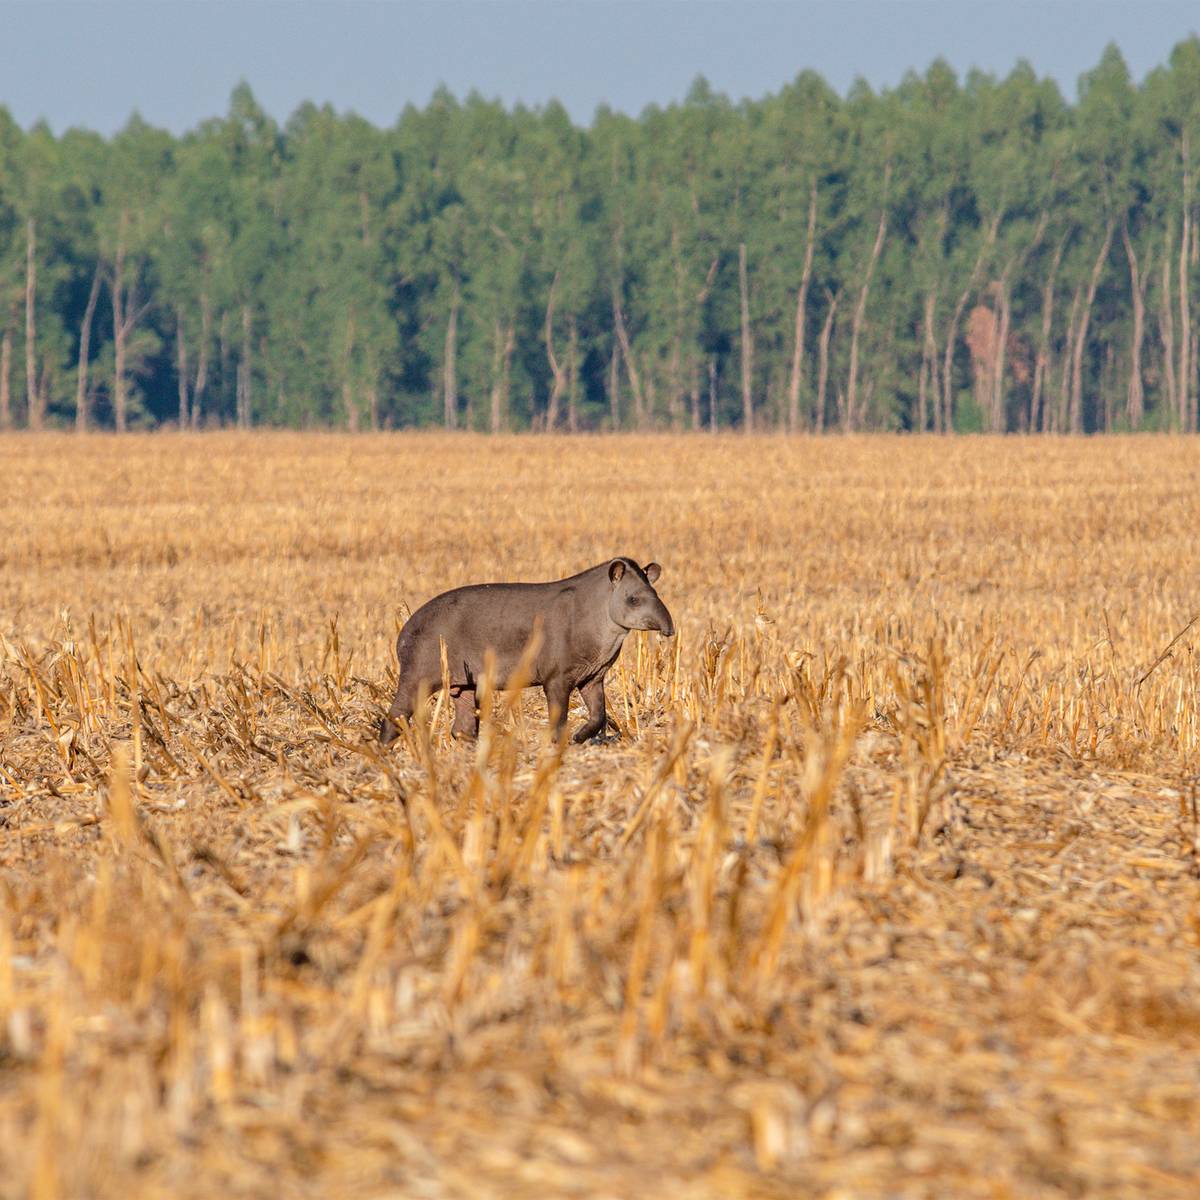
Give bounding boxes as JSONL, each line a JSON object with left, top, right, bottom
{"left": 1135, "top": 611, "right": 1200, "bottom": 688}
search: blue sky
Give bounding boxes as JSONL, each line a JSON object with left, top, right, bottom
{"left": 2, "top": 1, "right": 1198, "bottom": 134}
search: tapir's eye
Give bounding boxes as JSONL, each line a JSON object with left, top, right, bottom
{"left": 629, "top": 596, "right": 643, "bottom": 607}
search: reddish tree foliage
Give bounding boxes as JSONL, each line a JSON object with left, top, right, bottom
{"left": 967, "top": 304, "right": 1000, "bottom": 383}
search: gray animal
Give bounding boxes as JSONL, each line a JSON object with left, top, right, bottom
{"left": 379, "top": 558, "right": 674, "bottom": 746}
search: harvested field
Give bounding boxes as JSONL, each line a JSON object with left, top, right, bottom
{"left": 2, "top": 432, "right": 1200, "bottom": 1199}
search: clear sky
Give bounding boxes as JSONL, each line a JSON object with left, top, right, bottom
{"left": 2, "top": 0, "right": 1198, "bottom": 135}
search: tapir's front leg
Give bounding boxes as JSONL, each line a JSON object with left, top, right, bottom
{"left": 380, "top": 676, "right": 418, "bottom": 746}
{"left": 543, "top": 678, "right": 572, "bottom": 741}
{"left": 574, "top": 675, "right": 616, "bottom": 744}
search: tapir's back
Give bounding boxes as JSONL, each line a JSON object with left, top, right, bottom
{"left": 398, "top": 577, "right": 571, "bottom": 674}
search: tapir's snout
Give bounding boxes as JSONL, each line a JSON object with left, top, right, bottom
{"left": 655, "top": 604, "right": 675, "bottom": 638}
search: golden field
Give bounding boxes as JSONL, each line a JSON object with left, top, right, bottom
{"left": 2, "top": 432, "right": 1200, "bottom": 1199}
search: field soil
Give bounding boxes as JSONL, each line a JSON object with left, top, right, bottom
{"left": 2, "top": 433, "right": 1200, "bottom": 1198}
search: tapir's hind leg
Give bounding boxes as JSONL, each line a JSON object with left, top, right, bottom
{"left": 452, "top": 688, "right": 479, "bottom": 739}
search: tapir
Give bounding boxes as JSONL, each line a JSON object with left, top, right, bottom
{"left": 378, "top": 558, "right": 674, "bottom": 746}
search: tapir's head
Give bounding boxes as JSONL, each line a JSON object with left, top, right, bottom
{"left": 607, "top": 559, "right": 675, "bottom": 637}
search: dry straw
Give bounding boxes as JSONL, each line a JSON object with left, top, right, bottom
{"left": 2, "top": 432, "right": 1200, "bottom": 1197}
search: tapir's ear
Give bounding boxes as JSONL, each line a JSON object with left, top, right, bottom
{"left": 608, "top": 560, "right": 626, "bottom": 584}
{"left": 643, "top": 562, "right": 662, "bottom": 584}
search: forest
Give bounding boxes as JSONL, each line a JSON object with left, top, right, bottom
{"left": 1, "top": 38, "right": 1200, "bottom": 433}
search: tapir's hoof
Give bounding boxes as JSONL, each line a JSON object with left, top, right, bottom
{"left": 379, "top": 717, "right": 400, "bottom": 747}
{"left": 586, "top": 731, "right": 621, "bottom": 746}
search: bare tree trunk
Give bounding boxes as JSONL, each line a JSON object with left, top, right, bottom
{"left": 193, "top": 294, "right": 210, "bottom": 430}
{"left": 816, "top": 290, "right": 839, "bottom": 434}
{"left": 1181, "top": 130, "right": 1193, "bottom": 431}
{"left": 1032, "top": 236, "right": 1066, "bottom": 433}
{"left": 990, "top": 284, "right": 1012, "bottom": 432}
{"left": 1122, "top": 223, "right": 1147, "bottom": 429}
{"left": 1070, "top": 222, "right": 1114, "bottom": 434}
{"left": 567, "top": 317, "right": 579, "bottom": 433}
{"left": 236, "top": 364, "right": 247, "bottom": 430}
{"left": 1160, "top": 228, "right": 1179, "bottom": 427}
{"left": 689, "top": 353, "right": 701, "bottom": 431}
{"left": 668, "top": 226, "right": 687, "bottom": 429}
{"left": 608, "top": 341, "right": 620, "bottom": 431}
{"left": 176, "top": 307, "right": 190, "bottom": 428}
{"left": 612, "top": 278, "right": 645, "bottom": 428}
{"left": 443, "top": 282, "right": 459, "bottom": 429}
{"left": 487, "top": 321, "right": 503, "bottom": 433}
{"left": 920, "top": 289, "right": 940, "bottom": 433}
{"left": 343, "top": 314, "right": 357, "bottom": 432}
{"left": 75, "top": 267, "right": 102, "bottom": 433}
{"left": 1193, "top": 330, "right": 1200, "bottom": 429}
{"left": 786, "top": 182, "right": 818, "bottom": 432}
{"left": 1029, "top": 360, "right": 1044, "bottom": 432}
{"left": 942, "top": 213, "right": 1001, "bottom": 434}
{"left": 108, "top": 212, "right": 151, "bottom": 433}
{"left": 667, "top": 337, "right": 683, "bottom": 428}
{"left": 218, "top": 310, "right": 230, "bottom": 423}
{"left": 112, "top": 219, "right": 128, "bottom": 433}
{"left": 691, "top": 256, "right": 718, "bottom": 425}
{"left": 0, "top": 327, "right": 10, "bottom": 429}
{"left": 738, "top": 242, "right": 754, "bottom": 431}
{"left": 992, "top": 209, "right": 1047, "bottom": 433}
{"left": 489, "top": 319, "right": 515, "bottom": 434}
{"left": 708, "top": 357, "right": 718, "bottom": 433}
{"left": 238, "top": 305, "right": 252, "bottom": 429}
{"left": 25, "top": 217, "right": 39, "bottom": 430}
{"left": 1058, "top": 285, "right": 1082, "bottom": 434}
{"left": 1102, "top": 343, "right": 1115, "bottom": 432}
{"left": 544, "top": 271, "right": 566, "bottom": 432}
{"left": 918, "top": 344, "right": 930, "bottom": 434}
{"left": 846, "top": 178, "right": 890, "bottom": 431}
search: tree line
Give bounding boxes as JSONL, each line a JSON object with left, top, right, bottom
{"left": 2, "top": 39, "right": 1200, "bottom": 434}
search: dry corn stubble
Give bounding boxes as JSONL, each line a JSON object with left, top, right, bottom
{"left": 2, "top": 432, "right": 1200, "bottom": 1199}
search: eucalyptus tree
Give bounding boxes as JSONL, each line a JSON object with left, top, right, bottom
{"left": 272, "top": 104, "right": 395, "bottom": 429}
{"left": 53, "top": 128, "right": 108, "bottom": 432}
{"left": 0, "top": 107, "right": 22, "bottom": 427}
{"left": 896, "top": 60, "right": 966, "bottom": 432}
{"left": 1144, "top": 38, "right": 1200, "bottom": 430}
{"left": 97, "top": 114, "right": 172, "bottom": 431}
{"left": 0, "top": 118, "right": 82, "bottom": 429}
{"left": 836, "top": 81, "right": 895, "bottom": 432}
{"left": 1058, "top": 53, "right": 1136, "bottom": 433}
{"left": 592, "top": 103, "right": 651, "bottom": 428}
{"left": 451, "top": 102, "right": 540, "bottom": 432}
{"left": 754, "top": 71, "right": 844, "bottom": 431}
{"left": 157, "top": 124, "right": 238, "bottom": 428}
{"left": 975, "top": 63, "right": 1064, "bottom": 432}
{"left": 653, "top": 81, "right": 743, "bottom": 427}
{"left": 1071, "top": 46, "right": 1154, "bottom": 430}
{"left": 529, "top": 101, "right": 595, "bottom": 431}
{"left": 215, "top": 85, "right": 283, "bottom": 428}
{"left": 392, "top": 89, "right": 504, "bottom": 429}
